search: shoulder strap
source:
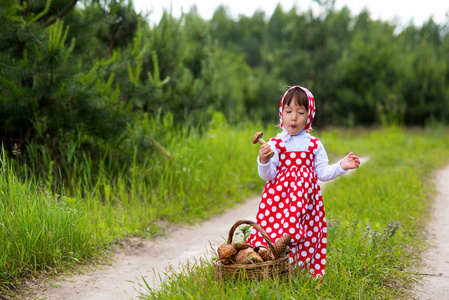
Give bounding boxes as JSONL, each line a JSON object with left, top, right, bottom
{"left": 307, "top": 137, "right": 320, "bottom": 152}
{"left": 269, "top": 137, "right": 286, "bottom": 152}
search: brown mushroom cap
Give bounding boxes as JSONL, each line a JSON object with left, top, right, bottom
{"left": 217, "top": 244, "right": 238, "bottom": 265}
{"left": 255, "top": 245, "right": 275, "bottom": 261}
{"left": 233, "top": 242, "right": 251, "bottom": 251}
{"left": 235, "top": 248, "right": 263, "bottom": 264}
{"left": 252, "top": 132, "right": 263, "bottom": 144}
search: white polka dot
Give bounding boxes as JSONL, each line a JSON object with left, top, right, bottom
{"left": 255, "top": 241, "right": 261, "bottom": 246}
{"left": 295, "top": 234, "right": 301, "bottom": 239}
{"left": 269, "top": 216, "right": 274, "bottom": 222}
{"left": 289, "top": 228, "right": 295, "bottom": 234}
{"left": 266, "top": 227, "right": 272, "bottom": 233}
{"left": 289, "top": 257, "right": 294, "bottom": 264}
{"left": 323, "top": 227, "right": 327, "bottom": 233}
{"left": 269, "top": 188, "right": 275, "bottom": 194}
{"left": 305, "top": 241, "right": 310, "bottom": 247}
{"left": 316, "top": 253, "right": 321, "bottom": 259}
{"left": 286, "top": 159, "right": 291, "bottom": 166}
{"left": 314, "top": 226, "right": 319, "bottom": 232}
{"left": 267, "top": 198, "right": 273, "bottom": 205}
{"left": 284, "top": 181, "right": 289, "bottom": 187}
{"left": 265, "top": 210, "right": 270, "bottom": 216}
{"left": 310, "top": 153, "right": 314, "bottom": 160}
{"left": 263, "top": 193, "right": 267, "bottom": 198}
{"left": 282, "top": 192, "right": 286, "bottom": 198}
{"left": 301, "top": 153, "right": 306, "bottom": 158}
{"left": 280, "top": 154, "right": 286, "bottom": 160}
{"left": 321, "top": 259, "right": 326, "bottom": 265}
{"left": 278, "top": 228, "right": 283, "bottom": 235}
{"left": 322, "top": 238, "right": 327, "bottom": 244}
{"left": 301, "top": 251, "right": 307, "bottom": 257}
{"left": 274, "top": 223, "right": 280, "bottom": 229}
{"left": 306, "top": 159, "right": 310, "bottom": 165}
{"left": 315, "top": 216, "right": 319, "bottom": 222}
{"left": 283, "top": 222, "right": 289, "bottom": 228}
{"left": 290, "top": 216, "right": 295, "bottom": 223}
{"left": 280, "top": 142, "right": 285, "bottom": 147}
{"left": 315, "top": 264, "right": 320, "bottom": 270}
{"left": 261, "top": 220, "right": 267, "bottom": 226}
{"left": 290, "top": 152, "right": 296, "bottom": 158}
{"left": 271, "top": 206, "right": 277, "bottom": 213}
{"left": 260, "top": 203, "right": 266, "bottom": 209}
{"left": 274, "top": 196, "right": 280, "bottom": 202}
{"left": 290, "top": 206, "right": 297, "bottom": 212}
{"left": 312, "top": 237, "right": 317, "bottom": 243}
{"left": 279, "top": 202, "right": 284, "bottom": 209}
{"left": 321, "top": 248, "right": 326, "bottom": 254}
{"left": 296, "top": 159, "right": 302, "bottom": 164}
{"left": 309, "top": 247, "right": 315, "bottom": 253}
{"left": 258, "top": 213, "right": 264, "bottom": 219}
{"left": 309, "top": 220, "right": 314, "bottom": 226}
{"left": 271, "top": 233, "right": 276, "bottom": 239}
{"left": 308, "top": 231, "right": 313, "bottom": 237}
{"left": 276, "top": 213, "right": 282, "bottom": 219}
{"left": 276, "top": 185, "right": 282, "bottom": 191}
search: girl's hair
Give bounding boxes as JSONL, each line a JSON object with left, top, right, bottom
{"left": 283, "top": 87, "right": 309, "bottom": 110}
{"left": 282, "top": 87, "right": 313, "bottom": 133}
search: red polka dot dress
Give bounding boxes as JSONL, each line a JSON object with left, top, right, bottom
{"left": 246, "top": 136, "right": 328, "bottom": 278}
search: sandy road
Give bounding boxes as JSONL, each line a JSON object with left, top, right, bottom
{"left": 412, "top": 164, "right": 449, "bottom": 299}
{"left": 24, "top": 197, "right": 261, "bottom": 300}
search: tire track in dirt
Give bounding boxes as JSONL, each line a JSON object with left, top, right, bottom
{"left": 413, "top": 163, "right": 449, "bottom": 300}
{"left": 23, "top": 158, "right": 368, "bottom": 300}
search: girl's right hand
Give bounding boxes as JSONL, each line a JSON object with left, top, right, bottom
{"left": 259, "top": 144, "right": 272, "bottom": 164}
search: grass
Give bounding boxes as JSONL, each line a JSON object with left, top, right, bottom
{"left": 141, "top": 126, "right": 449, "bottom": 299}
{"left": 1, "top": 123, "right": 448, "bottom": 298}
{"left": 0, "top": 115, "right": 270, "bottom": 292}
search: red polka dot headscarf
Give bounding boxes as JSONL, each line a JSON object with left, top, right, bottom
{"left": 279, "top": 85, "right": 316, "bottom": 141}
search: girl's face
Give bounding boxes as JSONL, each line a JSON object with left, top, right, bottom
{"left": 282, "top": 101, "right": 308, "bottom": 136}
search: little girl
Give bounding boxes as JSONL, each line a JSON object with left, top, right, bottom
{"left": 246, "top": 85, "right": 360, "bottom": 279}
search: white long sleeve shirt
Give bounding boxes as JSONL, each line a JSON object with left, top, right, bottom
{"left": 257, "top": 131, "right": 347, "bottom": 182}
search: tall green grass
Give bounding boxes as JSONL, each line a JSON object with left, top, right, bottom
{"left": 142, "top": 127, "right": 449, "bottom": 299}
{"left": 0, "top": 114, "right": 274, "bottom": 291}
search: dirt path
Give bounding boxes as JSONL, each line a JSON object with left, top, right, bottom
{"left": 23, "top": 197, "right": 260, "bottom": 300}
{"left": 412, "top": 164, "right": 449, "bottom": 300}
{"left": 23, "top": 159, "right": 369, "bottom": 300}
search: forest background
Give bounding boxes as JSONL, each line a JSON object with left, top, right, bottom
{"left": 1, "top": 0, "right": 449, "bottom": 294}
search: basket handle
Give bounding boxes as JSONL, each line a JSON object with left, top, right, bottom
{"left": 227, "top": 220, "right": 280, "bottom": 260}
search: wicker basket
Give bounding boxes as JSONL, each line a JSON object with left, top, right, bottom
{"left": 213, "top": 220, "right": 291, "bottom": 282}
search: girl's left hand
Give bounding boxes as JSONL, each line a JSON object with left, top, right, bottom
{"left": 340, "top": 152, "right": 360, "bottom": 170}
